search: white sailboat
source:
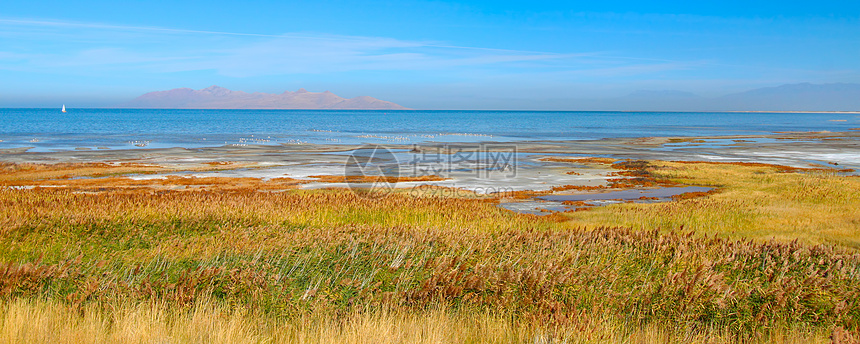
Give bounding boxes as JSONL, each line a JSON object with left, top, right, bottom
{"left": 61, "top": 105, "right": 66, "bottom": 113}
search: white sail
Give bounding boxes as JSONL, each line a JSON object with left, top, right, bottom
{"left": 62, "top": 105, "right": 66, "bottom": 112}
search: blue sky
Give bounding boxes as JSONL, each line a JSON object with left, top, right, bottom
{"left": 1, "top": 1, "right": 859, "bottom": 109}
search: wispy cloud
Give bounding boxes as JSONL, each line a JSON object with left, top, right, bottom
{"left": 0, "top": 18, "right": 290, "bottom": 38}
{"left": 0, "top": 17, "right": 682, "bottom": 78}
{"left": 198, "top": 36, "right": 596, "bottom": 77}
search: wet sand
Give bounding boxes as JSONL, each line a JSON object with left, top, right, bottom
{"left": 1, "top": 131, "right": 857, "bottom": 197}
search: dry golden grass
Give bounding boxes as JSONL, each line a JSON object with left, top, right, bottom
{"left": 557, "top": 160, "right": 860, "bottom": 248}
{"left": 0, "top": 161, "right": 251, "bottom": 183}
{"left": 0, "top": 299, "right": 837, "bottom": 344}
{"left": 2, "top": 175, "right": 309, "bottom": 192}
{"left": 1, "top": 161, "right": 859, "bottom": 342}
{"left": 669, "top": 160, "right": 854, "bottom": 173}
{"left": 2, "top": 189, "right": 858, "bottom": 333}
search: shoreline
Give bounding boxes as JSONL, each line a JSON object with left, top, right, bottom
{"left": 1, "top": 131, "right": 857, "bottom": 205}
{"left": 2, "top": 130, "right": 857, "bottom": 166}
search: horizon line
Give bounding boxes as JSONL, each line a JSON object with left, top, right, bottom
{"left": 2, "top": 107, "right": 859, "bottom": 114}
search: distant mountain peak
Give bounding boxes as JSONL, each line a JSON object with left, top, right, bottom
{"left": 718, "top": 82, "right": 860, "bottom": 111}
{"left": 624, "top": 90, "right": 700, "bottom": 98}
{"left": 199, "top": 85, "right": 234, "bottom": 97}
{"left": 571, "top": 83, "right": 860, "bottom": 112}
{"left": 123, "top": 86, "right": 409, "bottom": 110}
{"left": 733, "top": 82, "right": 860, "bottom": 95}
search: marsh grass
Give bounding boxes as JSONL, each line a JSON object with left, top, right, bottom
{"left": 0, "top": 162, "right": 252, "bottom": 183}
{"left": 0, "top": 298, "right": 836, "bottom": 344}
{"left": 1, "top": 161, "right": 859, "bottom": 342}
{"left": 557, "top": 160, "right": 860, "bottom": 248}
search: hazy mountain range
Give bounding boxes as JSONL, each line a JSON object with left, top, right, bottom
{"left": 120, "top": 83, "right": 860, "bottom": 111}
{"left": 567, "top": 83, "right": 860, "bottom": 112}
{"left": 711, "top": 83, "right": 860, "bottom": 111}
{"left": 428, "top": 83, "right": 860, "bottom": 111}
{"left": 123, "top": 86, "right": 409, "bottom": 110}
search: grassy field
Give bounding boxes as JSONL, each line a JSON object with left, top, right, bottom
{"left": 0, "top": 160, "right": 859, "bottom": 343}
{"left": 558, "top": 160, "right": 860, "bottom": 248}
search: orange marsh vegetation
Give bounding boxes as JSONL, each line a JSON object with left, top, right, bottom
{"left": 0, "top": 160, "right": 858, "bottom": 343}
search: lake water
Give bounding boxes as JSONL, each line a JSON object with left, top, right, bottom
{"left": 1, "top": 108, "right": 858, "bottom": 152}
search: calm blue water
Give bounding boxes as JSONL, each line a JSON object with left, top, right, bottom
{"left": 1, "top": 109, "right": 858, "bottom": 152}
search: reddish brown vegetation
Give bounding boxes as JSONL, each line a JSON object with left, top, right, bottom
{"left": 550, "top": 185, "right": 607, "bottom": 192}
{"left": 671, "top": 191, "right": 715, "bottom": 201}
{"left": 561, "top": 200, "right": 592, "bottom": 206}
